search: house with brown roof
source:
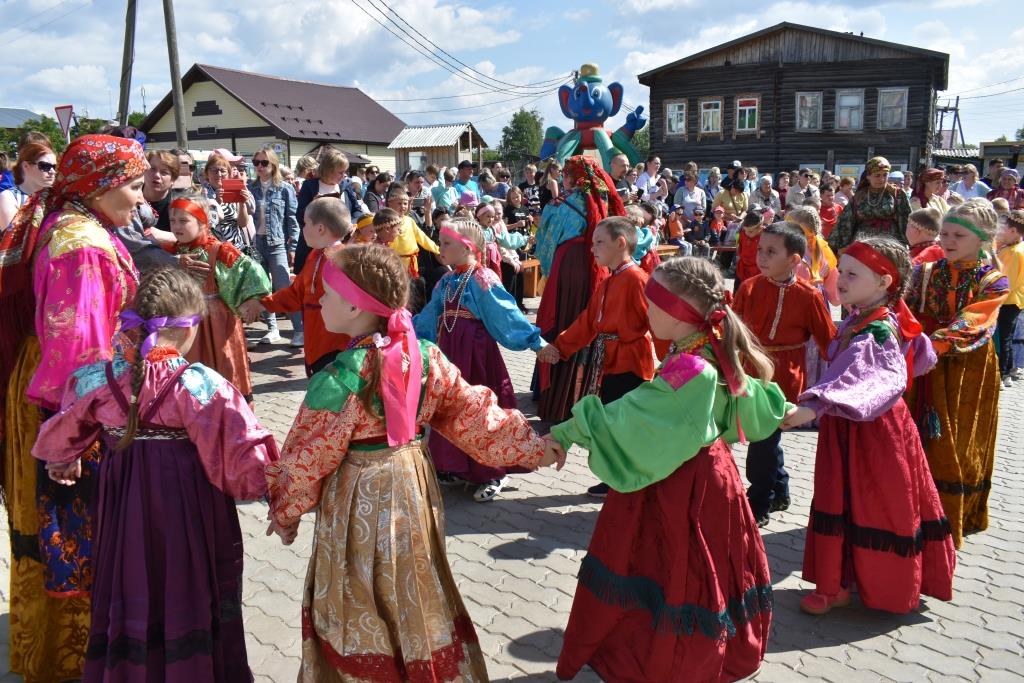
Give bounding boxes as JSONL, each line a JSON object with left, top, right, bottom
{"left": 140, "top": 63, "right": 406, "bottom": 170}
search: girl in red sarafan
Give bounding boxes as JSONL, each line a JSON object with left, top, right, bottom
{"left": 784, "top": 236, "right": 956, "bottom": 615}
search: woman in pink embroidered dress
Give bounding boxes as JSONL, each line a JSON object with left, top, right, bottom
{"left": 0, "top": 133, "right": 148, "bottom": 681}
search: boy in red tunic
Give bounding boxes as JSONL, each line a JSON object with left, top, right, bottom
{"left": 538, "top": 216, "right": 660, "bottom": 497}
{"left": 819, "top": 186, "right": 843, "bottom": 239}
{"left": 259, "top": 197, "right": 352, "bottom": 376}
{"left": 907, "top": 207, "right": 944, "bottom": 265}
{"left": 734, "top": 222, "right": 836, "bottom": 526}
{"left": 735, "top": 209, "right": 764, "bottom": 290}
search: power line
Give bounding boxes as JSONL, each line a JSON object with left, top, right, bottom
{"left": 0, "top": 0, "right": 73, "bottom": 39}
{"left": 3, "top": 0, "right": 89, "bottom": 47}
{"left": 388, "top": 87, "right": 563, "bottom": 115}
{"left": 369, "top": 0, "right": 568, "bottom": 91}
{"left": 959, "top": 87, "right": 1024, "bottom": 101}
{"left": 948, "top": 74, "right": 1024, "bottom": 97}
{"left": 347, "top": 0, "right": 514, "bottom": 95}
{"left": 378, "top": 84, "right": 568, "bottom": 102}
{"left": 424, "top": 77, "right": 573, "bottom": 128}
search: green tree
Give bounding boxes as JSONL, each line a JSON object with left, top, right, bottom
{"left": 1015, "top": 123, "right": 1024, "bottom": 141}
{"left": 631, "top": 124, "right": 650, "bottom": 159}
{"left": 71, "top": 116, "right": 110, "bottom": 137}
{"left": 995, "top": 134, "right": 1010, "bottom": 142}
{"left": 127, "top": 111, "right": 147, "bottom": 128}
{"left": 0, "top": 115, "right": 68, "bottom": 154}
{"left": 499, "top": 108, "right": 544, "bottom": 162}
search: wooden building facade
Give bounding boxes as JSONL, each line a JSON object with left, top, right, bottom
{"left": 388, "top": 123, "right": 489, "bottom": 176}
{"left": 638, "top": 23, "right": 949, "bottom": 176}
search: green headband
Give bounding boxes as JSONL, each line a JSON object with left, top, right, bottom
{"left": 945, "top": 216, "right": 989, "bottom": 241}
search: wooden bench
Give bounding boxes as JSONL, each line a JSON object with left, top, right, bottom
{"left": 521, "top": 258, "right": 544, "bottom": 298}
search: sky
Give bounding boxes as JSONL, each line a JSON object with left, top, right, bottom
{"left": 1, "top": 0, "right": 1022, "bottom": 150}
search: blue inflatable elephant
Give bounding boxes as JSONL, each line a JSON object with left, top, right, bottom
{"left": 539, "top": 63, "right": 647, "bottom": 172}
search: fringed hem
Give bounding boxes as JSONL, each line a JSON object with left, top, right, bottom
{"left": 809, "top": 508, "right": 953, "bottom": 558}
{"left": 933, "top": 478, "right": 992, "bottom": 496}
{"left": 577, "top": 554, "right": 772, "bottom": 641}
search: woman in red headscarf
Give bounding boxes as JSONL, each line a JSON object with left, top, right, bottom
{"left": 533, "top": 155, "right": 625, "bottom": 421}
{"left": 911, "top": 167, "right": 950, "bottom": 215}
{"left": 0, "top": 134, "right": 148, "bottom": 681}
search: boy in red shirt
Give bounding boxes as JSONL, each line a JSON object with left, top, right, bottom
{"left": 735, "top": 209, "right": 764, "bottom": 290}
{"left": 537, "top": 215, "right": 660, "bottom": 497}
{"left": 733, "top": 222, "right": 836, "bottom": 526}
{"left": 259, "top": 197, "right": 352, "bottom": 376}
{"left": 818, "top": 186, "right": 842, "bottom": 239}
{"left": 907, "top": 207, "right": 944, "bottom": 265}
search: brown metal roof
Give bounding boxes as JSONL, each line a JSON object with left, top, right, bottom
{"left": 140, "top": 64, "right": 406, "bottom": 145}
{"left": 637, "top": 22, "right": 949, "bottom": 89}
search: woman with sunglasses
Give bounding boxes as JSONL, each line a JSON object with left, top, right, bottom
{"left": 249, "top": 146, "right": 300, "bottom": 346}
{"left": 0, "top": 141, "right": 57, "bottom": 230}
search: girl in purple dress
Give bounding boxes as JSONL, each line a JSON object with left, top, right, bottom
{"left": 413, "top": 219, "right": 549, "bottom": 501}
{"left": 32, "top": 267, "right": 280, "bottom": 682}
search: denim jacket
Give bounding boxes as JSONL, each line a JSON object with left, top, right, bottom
{"left": 248, "top": 180, "right": 299, "bottom": 250}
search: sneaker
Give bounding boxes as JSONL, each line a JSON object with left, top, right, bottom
{"left": 1003, "top": 376, "right": 1014, "bottom": 389}
{"left": 755, "top": 511, "right": 770, "bottom": 528}
{"left": 473, "top": 477, "right": 507, "bottom": 502}
{"left": 1012, "top": 368, "right": 1023, "bottom": 381}
{"left": 587, "top": 483, "right": 610, "bottom": 498}
{"left": 290, "top": 330, "right": 305, "bottom": 348}
{"left": 799, "top": 588, "right": 852, "bottom": 615}
{"left": 259, "top": 330, "right": 284, "bottom": 344}
{"left": 770, "top": 494, "right": 791, "bottom": 513}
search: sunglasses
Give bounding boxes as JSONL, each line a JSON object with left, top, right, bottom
{"left": 36, "top": 161, "right": 57, "bottom": 173}
{"left": 253, "top": 159, "right": 271, "bottom": 168}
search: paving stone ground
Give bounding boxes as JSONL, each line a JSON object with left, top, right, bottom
{"left": 1, "top": 299, "right": 1022, "bottom": 682}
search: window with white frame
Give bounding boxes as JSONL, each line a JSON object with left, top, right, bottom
{"left": 736, "top": 96, "right": 759, "bottom": 132}
{"left": 836, "top": 89, "right": 865, "bottom": 131}
{"left": 700, "top": 99, "right": 722, "bottom": 134}
{"left": 665, "top": 100, "right": 686, "bottom": 137}
{"left": 796, "top": 92, "right": 822, "bottom": 131}
{"left": 878, "top": 87, "right": 909, "bottom": 129}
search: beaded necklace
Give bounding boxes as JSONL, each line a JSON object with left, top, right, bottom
{"left": 345, "top": 333, "right": 375, "bottom": 351}
{"left": 441, "top": 265, "right": 475, "bottom": 335}
{"left": 673, "top": 331, "right": 709, "bottom": 356}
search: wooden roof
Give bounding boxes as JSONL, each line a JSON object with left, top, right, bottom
{"left": 140, "top": 64, "right": 406, "bottom": 145}
{"left": 638, "top": 23, "right": 948, "bottom": 89}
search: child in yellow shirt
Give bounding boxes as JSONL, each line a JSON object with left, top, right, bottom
{"left": 996, "top": 210, "right": 1024, "bottom": 386}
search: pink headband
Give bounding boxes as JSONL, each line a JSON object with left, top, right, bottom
{"left": 322, "top": 261, "right": 422, "bottom": 446}
{"left": 474, "top": 203, "right": 495, "bottom": 217}
{"left": 440, "top": 226, "right": 482, "bottom": 257}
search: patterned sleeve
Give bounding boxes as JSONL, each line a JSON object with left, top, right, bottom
{"left": 29, "top": 247, "right": 127, "bottom": 410}
{"left": 426, "top": 344, "right": 544, "bottom": 469}
{"left": 828, "top": 198, "right": 855, "bottom": 253}
{"left": 266, "top": 399, "right": 359, "bottom": 526}
{"left": 931, "top": 270, "right": 1008, "bottom": 355}
{"left": 30, "top": 374, "right": 103, "bottom": 465}
{"left": 215, "top": 250, "right": 273, "bottom": 311}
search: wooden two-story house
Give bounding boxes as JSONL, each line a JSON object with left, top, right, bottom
{"left": 638, "top": 23, "right": 949, "bottom": 178}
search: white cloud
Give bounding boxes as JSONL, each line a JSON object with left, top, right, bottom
{"left": 626, "top": 0, "right": 697, "bottom": 12}
{"left": 24, "top": 65, "right": 109, "bottom": 95}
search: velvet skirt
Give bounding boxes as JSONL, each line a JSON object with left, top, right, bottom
{"left": 429, "top": 316, "right": 521, "bottom": 484}
{"left": 557, "top": 440, "right": 771, "bottom": 683}
{"left": 803, "top": 400, "right": 956, "bottom": 613}
{"left": 84, "top": 432, "right": 251, "bottom": 682}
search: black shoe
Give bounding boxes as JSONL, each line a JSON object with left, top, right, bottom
{"left": 436, "top": 472, "right": 464, "bottom": 486}
{"left": 587, "top": 483, "right": 610, "bottom": 498}
{"left": 755, "top": 511, "right": 770, "bottom": 528}
{"left": 770, "top": 495, "right": 791, "bottom": 513}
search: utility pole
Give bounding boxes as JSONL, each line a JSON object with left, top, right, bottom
{"left": 116, "top": 0, "right": 137, "bottom": 126}
{"left": 162, "top": 0, "right": 188, "bottom": 147}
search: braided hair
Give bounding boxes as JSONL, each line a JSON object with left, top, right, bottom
{"left": 654, "top": 256, "right": 774, "bottom": 383}
{"left": 115, "top": 268, "right": 206, "bottom": 450}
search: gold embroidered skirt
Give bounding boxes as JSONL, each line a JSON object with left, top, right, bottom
{"left": 4, "top": 336, "right": 90, "bottom": 682}
{"left": 299, "top": 441, "right": 489, "bottom": 682}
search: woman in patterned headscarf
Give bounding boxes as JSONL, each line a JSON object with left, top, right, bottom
{"left": 0, "top": 134, "right": 148, "bottom": 681}
{"left": 986, "top": 168, "right": 1024, "bottom": 210}
{"left": 829, "top": 156, "right": 912, "bottom": 253}
{"left": 533, "top": 154, "right": 625, "bottom": 421}
{"left": 911, "top": 167, "right": 950, "bottom": 214}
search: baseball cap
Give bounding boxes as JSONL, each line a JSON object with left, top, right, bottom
{"left": 457, "top": 160, "right": 476, "bottom": 169}
{"left": 211, "top": 148, "right": 243, "bottom": 163}
{"left": 730, "top": 160, "right": 742, "bottom": 169}
{"left": 694, "top": 206, "right": 706, "bottom": 214}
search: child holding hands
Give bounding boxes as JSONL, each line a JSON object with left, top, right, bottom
{"left": 266, "top": 245, "right": 561, "bottom": 682}
{"left": 34, "top": 268, "right": 279, "bottom": 681}
{"left": 784, "top": 236, "right": 955, "bottom": 615}
{"left": 167, "top": 193, "right": 270, "bottom": 403}
{"left": 259, "top": 197, "right": 352, "bottom": 376}
{"left": 548, "top": 257, "right": 790, "bottom": 682}
{"left": 413, "top": 219, "right": 548, "bottom": 502}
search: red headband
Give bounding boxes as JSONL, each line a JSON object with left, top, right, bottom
{"left": 645, "top": 277, "right": 744, "bottom": 396}
{"left": 844, "top": 241, "right": 899, "bottom": 293}
{"left": 169, "top": 198, "right": 208, "bottom": 226}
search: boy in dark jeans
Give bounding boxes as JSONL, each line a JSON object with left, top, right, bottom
{"left": 684, "top": 206, "right": 718, "bottom": 259}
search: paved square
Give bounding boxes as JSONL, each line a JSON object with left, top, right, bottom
{"left": 1, "top": 302, "right": 1021, "bottom": 682}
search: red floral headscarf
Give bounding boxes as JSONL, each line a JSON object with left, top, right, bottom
{"left": 562, "top": 155, "right": 626, "bottom": 279}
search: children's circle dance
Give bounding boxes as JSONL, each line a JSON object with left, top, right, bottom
{"left": 0, "top": 139, "right": 1019, "bottom": 681}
